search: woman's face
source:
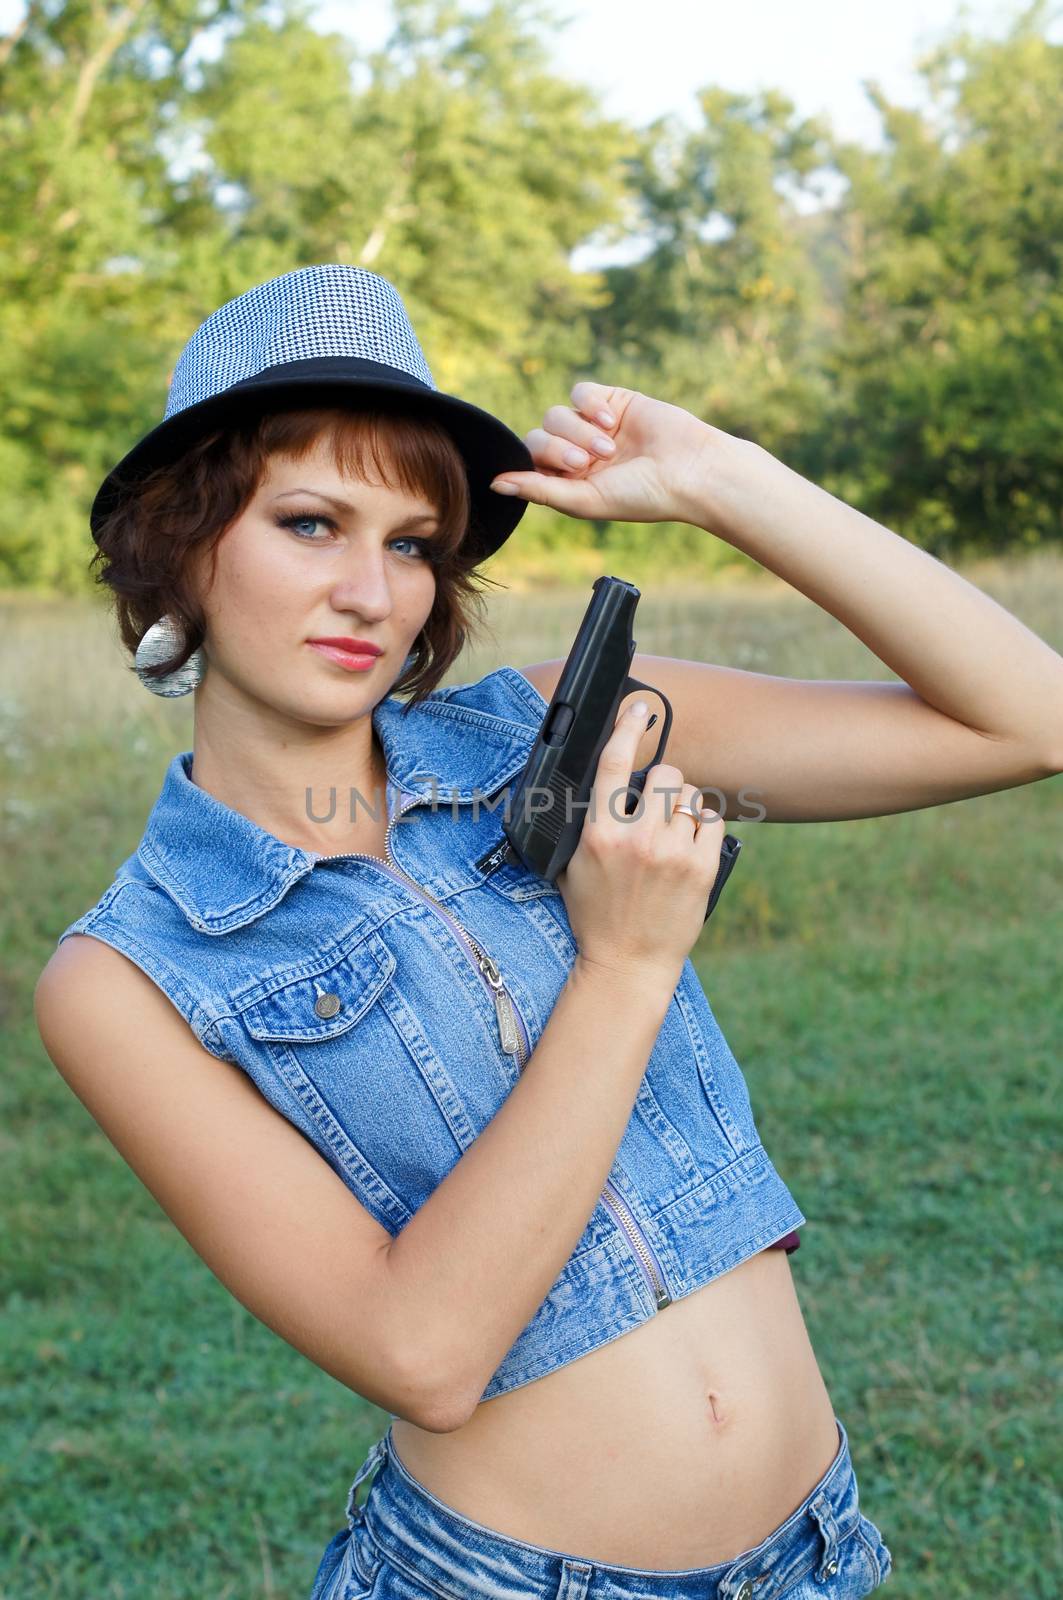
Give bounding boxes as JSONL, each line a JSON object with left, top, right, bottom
{"left": 193, "top": 436, "right": 442, "bottom": 727}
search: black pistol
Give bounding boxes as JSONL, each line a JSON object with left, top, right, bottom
{"left": 495, "top": 576, "right": 742, "bottom": 922}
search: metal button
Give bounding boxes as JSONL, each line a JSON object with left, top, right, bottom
{"left": 314, "top": 992, "right": 341, "bottom": 1018}
{"left": 735, "top": 1582, "right": 754, "bottom": 1600}
{"left": 824, "top": 1559, "right": 838, "bottom": 1576}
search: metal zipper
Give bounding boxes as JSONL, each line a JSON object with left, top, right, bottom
{"left": 600, "top": 1183, "right": 673, "bottom": 1309}
{"left": 504, "top": 973, "right": 674, "bottom": 1312}
{"left": 312, "top": 789, "right": 526, "bottom": 1066}
{"left": 316, "top": 793, "right": 672, "bottom": 1312}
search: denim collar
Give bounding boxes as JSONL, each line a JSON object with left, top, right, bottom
{"left": 136, "top": 683, "right": 535, "bottom": 933}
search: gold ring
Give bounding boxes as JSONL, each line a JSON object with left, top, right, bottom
{"left": 671, "top": 801, "right": 702, "bottom": 828}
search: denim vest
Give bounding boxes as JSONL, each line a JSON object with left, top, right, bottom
{"left": 56, "top": 665, "right": 805, "bottom": 1401}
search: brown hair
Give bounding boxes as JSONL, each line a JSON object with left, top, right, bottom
{"left": 90, "top": 400, "right": 504, "bottom": 712}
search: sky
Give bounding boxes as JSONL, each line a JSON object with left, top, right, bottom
{"left": 312, "top": 0, "right": 1035, "bottom": 151}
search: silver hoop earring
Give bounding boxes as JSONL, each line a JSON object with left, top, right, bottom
{"left": 134, "top": 615, "right": 206, "bottom": 698}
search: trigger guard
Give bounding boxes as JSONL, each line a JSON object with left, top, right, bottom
{"left": 622, "top": 676, "right": 672, "bottom": 784}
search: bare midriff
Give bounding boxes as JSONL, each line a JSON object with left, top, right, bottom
{"left": 389, "top": 1244, "right": 840, "bottom": 1570}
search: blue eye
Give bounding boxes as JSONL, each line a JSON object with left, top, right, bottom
{"left": 275, "top": 512, "right": 436, "bottom": 560}
{"left": 276, "top": 512, "right": 336, "bottom": 541}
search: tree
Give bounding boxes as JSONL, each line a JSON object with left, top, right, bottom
{"left": 0, "top": 0, "right": 255, "bottom": 587}
{"left": 823, "top": 0, "right": 1063, "bottom": 554}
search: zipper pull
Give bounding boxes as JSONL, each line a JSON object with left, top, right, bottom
{"left": 493, "top": 987, "right": 522, "bottom": 1056}
{"left": 476, "top": 949, "right": 522, "bottom": 1056}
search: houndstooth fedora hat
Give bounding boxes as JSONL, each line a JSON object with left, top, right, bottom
{"left": 90, "top": 264, "right": 535, "bottom": 563}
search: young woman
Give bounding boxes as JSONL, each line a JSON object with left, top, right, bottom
{"left": 35, "top": 265, "right": 1062, "bottom": 1600}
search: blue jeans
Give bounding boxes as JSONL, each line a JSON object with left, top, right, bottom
{"left": 309, "top": 1415, "right": 894, "bottom": 1599}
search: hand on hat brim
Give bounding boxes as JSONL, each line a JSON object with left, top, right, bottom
{"left": 488, "top": 383, "right": 709, "bottom": 526}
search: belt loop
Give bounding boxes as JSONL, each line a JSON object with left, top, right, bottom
{"left": 344, "top": 1432, "right": 389, "bottom": 1529}
{"left": 807, "top": 1492, "right": 841, "bottom": 1582}
{"left": 555, "top": 1560, "right": 592, "bottom": 1600}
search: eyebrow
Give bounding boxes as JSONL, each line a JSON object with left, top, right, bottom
{"left": 270, "top": 488, "right": 440, "bottom": 528}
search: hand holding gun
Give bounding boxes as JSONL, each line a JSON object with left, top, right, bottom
{"left": 491, "top": 576, "right": 742, "bottom": 922}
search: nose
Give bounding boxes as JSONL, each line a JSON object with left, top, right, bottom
{"left": 327, "top": 546, "right": 395, "bottom": 621}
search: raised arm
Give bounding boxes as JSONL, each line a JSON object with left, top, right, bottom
{"left": 492, "top": 383, "right": 1063, "bottom": 823}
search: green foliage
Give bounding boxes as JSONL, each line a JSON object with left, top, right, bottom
{"left": 0, "top": 0, "right": 1061, "bottom": 592}
{"left": 821, "top": 0, "right": 1063, "bottom": 555}
{"left": 586, "top": 85, "right": 838, "bottom": 454}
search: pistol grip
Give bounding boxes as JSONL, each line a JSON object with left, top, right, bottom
{"left": 705, "top": 834, "right": 742, "bottom": 920}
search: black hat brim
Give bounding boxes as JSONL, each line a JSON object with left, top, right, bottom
{"left": 90, "top": 356, "right": 535, "bottom": 563}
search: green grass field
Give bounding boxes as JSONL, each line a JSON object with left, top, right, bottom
{"left": 2, "top": 554, "right": 1060, "bottom": 1599}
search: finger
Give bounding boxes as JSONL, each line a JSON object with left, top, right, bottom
{"left": 640, "top": 764, "right": 688, "bottom": 828}
{"left": 570, "top": 380, "right": 624, "bottom": 430}
{"left": 693, "top": 790, "right": 725, "bottom": 824}
{"left": 669, "top": 780, "right": 701, "bottom": 819}
{"left": 693, "top": 810, "right": 727, "bottom": 870}
{"left": 536, "top": 406, "right": 618, "bottom": 463}
{"left": 590, "top": 699, "right": 657, "bottom": 827}
{"left": 524, "top": 420, "right": 617, "bottom": 475}
{"left": 488, "top": 467, "right": 607, "bottom": 515}
{"left": 666, "top": 781, "right": 707, "bottom": 831}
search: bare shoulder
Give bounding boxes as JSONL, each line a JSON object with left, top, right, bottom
{"left": 39, "top": 929, "right": 165, "bottom": 994}
{"left": 34, "top": 932, "right": 312, "bottom": 1181}
{"left": 36, "top": 933, "right": 195, "bottom": 1074}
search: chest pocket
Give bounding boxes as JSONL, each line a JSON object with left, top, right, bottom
{"left": 234, "top": 926, "right": 523, "bottom": 1234}
{"left": 241, "top": 934, "right": 396, "bottom": 1043}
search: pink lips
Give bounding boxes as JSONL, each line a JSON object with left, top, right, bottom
{"left": 306, "top": 641, "right": 382, "bottom": 671}
{"left": 307, "top": 637, "right": 382, "bottom": 654}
